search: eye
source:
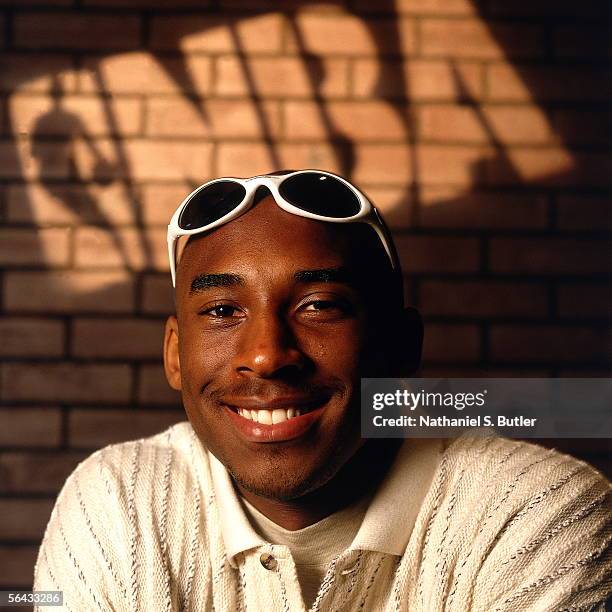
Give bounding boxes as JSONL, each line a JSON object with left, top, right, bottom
{"left": 303, "top": 300, "right": 341, "bottom": 311}
{"left": 201, "top": 303, "right": 243, "bottom": 319}
{"left": 299, "top": 296, "right": 354, "bottom": 320}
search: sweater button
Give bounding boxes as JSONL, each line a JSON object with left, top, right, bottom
{"left": 259, "top": 553, "right": 278, "bottom": 571}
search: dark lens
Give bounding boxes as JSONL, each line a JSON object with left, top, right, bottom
{"left": 178, "top": 181, "right": 247, "bottom": 229}
{"left": 279, "top": 172, "right": 361, "bottom": 218}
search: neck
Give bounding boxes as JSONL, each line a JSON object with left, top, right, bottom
{"left": 235, "top": 439, "right": 402, "bottom": 531}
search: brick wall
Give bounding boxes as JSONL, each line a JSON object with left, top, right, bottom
{"left": 0, "top": 0, "right": 610, "bottom": 591}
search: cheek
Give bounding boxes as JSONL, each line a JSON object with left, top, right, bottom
{"left": 299, "top": 322, "right": 364, "bottom": 377}
{"left": 178, "top": 323, "right": 235, "bottom": 396}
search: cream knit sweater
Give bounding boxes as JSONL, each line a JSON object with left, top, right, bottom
{"left": 34, "top": 422, "right": 611, "bottom": 611}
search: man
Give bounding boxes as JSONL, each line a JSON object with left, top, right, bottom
{"left": 34, "top": 171, "right": 611, "bottom": 611}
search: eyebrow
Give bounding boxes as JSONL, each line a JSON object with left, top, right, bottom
{"left": 188, "top": 267, "right": 353, "bottom": 295}
{"left": 294, "top": 267, "right": 353, "bottom": 284}
{"left": 189, "top": 273, "right": 244, "bottom": 294}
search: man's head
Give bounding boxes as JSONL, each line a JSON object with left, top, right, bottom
{"left": 163, "top": 175, "right": 422, "bottom": 502}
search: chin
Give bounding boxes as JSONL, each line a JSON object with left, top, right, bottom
{"left": 227, "top": 447, "right": 349, "bottom": 502}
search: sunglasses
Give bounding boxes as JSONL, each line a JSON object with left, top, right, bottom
{"left": 167, "top": 169, "right": 398, "bottom": 287}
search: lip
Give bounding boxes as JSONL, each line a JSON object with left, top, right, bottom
{"left": 222, "top": 396, "right": 323, "bottom": 411}
{"left": 223, "top": 400, "right": 328, "bottom": 443}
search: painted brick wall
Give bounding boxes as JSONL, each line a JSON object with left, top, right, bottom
{"left": 0, "top": 0, "right": 610, "bottom": 591}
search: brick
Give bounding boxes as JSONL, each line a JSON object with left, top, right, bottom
{"left": 395, "top": 235, "right": 479, "bottom": 273}
{"left": 420, "top": 281, "right": 548, "bottom": 318}
{"left": 1, "top": 363, "right": 132, "bottom": 403}
{"left": 490, "top": 325, "right": 609, "bottom": 363}
{"left": 354, "top": 0, "right": 477, "bottom": 14}
{"left": 141, "top": 274, "right": 175, "bottom": 314}
{"left": 418, "top": 187, "right": 548, "bottom": 229}
{"left": 553, "top": 26, "right": 612, "bottom": 59}
{"left": 0, "top": 139, "right": 70, "bottom": 180}
{"left": 0, "top": 0, "right": 71, "bottom": 4}
{"left": 146, "top": 98, "right": 280, "bottom": 139}
{"left": 419, "top": 105, "right": 554, "bottom": 145}
{"left": 138, "top": 364, "right": 181, "bottom": 406}
{"left": 141, "top": 183, "right": 190, "bottom": 225}
{"left": 0, "top": 318, "right": 64, "bottom": 358}
{"left": 420, "top": 20, "right": 543, "bottom": 59}
{"left": 363, "top": 187, "right": 416, "bottom": 230}
{"left": 488, "top": 0, "right": 608, "bottom": 17}
{"left": 0, "top": 451, "right": 86, "bottom": 494}
{"left": 487, "top": 64, "right": 612, "bottom": 102}
{"left": 420, "top": 366, "right": 550, "bottom": 377}
{"left": 217, "top": 142, "right": 341, "bottom": 179}
{"left": 214, "top": 56, "right": 348, "bottom": 98}
{"left": 81, "top": 53, "right": 212, "bottom": 95}
{"left": 486, "top": 149, "right": 612, "bottom": 187}
{"left": 0, "top": 407, "right": 62, "bottom": 448}
{"left": 422, "top": 323, "right": 480, "bottom": 362}
{"left": 0, "top": 228, "right": 70, "bottom": 266}
{"left": 14, "top": 13, "right": 140, "bottom": 50}
{"left": 418, "top": 144, "right": 489, "bottom": 186}
{"left": 553, "top": 110, "right": 612, "bottom": 147}
{"left": 284, "top": 101, "right": 408, "bottom": 141}
{"left": 69, "top": 408, "right": 183, "bottom": 448}
{"left": 72, "top": 318, "right": 164, "bottom": 359}
{"left": 85, "top": 0, "right": 211, "bottom": 5}
{"left": 7, "top": 182, "right": 137, "bottom": 225}
{"left": 71, "top": 139, "right": 213, "bottom": 182}
{"left": 353, "top": 59, "right": 483, "bottom": 101}
{"left": 0, "top": 499, "right": 54, "bottom": 540}
{"left": 559, "top": 285, "right": 612, "bottom": 319}
{"left": 0, "top": 53, "right": 77, "bottom": 93}
{"left": 150, "top": 13, "right": 283, "bottom": 52}
{"left": 74, "top": 226, "right": 168, "bottom": 270}
{"left": 557, "top": 195, "right": 612, "bottom": 231}
{"left": 217, "top": 142, "right": 278, "bottom": 177}
{"left": 490, "top": 238, "right": 612, "bottom": 275}
{"left": 218, "top": 0, "right": 337, "bottom": 7}
{"left": 292, "top": 14, "right": 415, "bottom": 55}
{"left": 352, "top": 144, "right": 413, "bottom": 184}
{"left": 4, "top": 271, "right": 135, "bottom": 313}
{"left": 0, "top": 545, "right": 38, "bottom": 588}
{"left": 9, "top": 94, "right": 142, "bottom": 137}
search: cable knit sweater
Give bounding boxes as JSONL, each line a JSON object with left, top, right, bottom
{"left": 34, "top": 422, "right": 611, "bottom": 611}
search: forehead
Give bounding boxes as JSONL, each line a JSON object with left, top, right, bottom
{"left": 176, "top": 196, "right": 363, "bottom": 289}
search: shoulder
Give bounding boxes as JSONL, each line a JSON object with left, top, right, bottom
{"left": 63, "top": 420, "right": 204, "bottom": 492}
{"left": 440, "top": 435, "right": 610, "bottom": 508}
{"left": 34, "top": 422, "right": 213, "bottom": 608}
{"left": 418, "top": 436, "right": 611, "bottom": 611}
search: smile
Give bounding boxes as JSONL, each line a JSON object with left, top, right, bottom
{"left": 222, "top": 398, "right": 328, "bottom": 443}
{"left": 234, "top": 407, "right": 306, "bottom": 424}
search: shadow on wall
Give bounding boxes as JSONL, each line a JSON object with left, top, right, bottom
{"left": 4, "top": 0, "right": 611, "bottom": 367}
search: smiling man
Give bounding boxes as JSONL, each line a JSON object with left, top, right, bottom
{"left": 34, "top": 171, "right": 611, "bottom": 611}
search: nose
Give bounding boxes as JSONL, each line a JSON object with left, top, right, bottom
{"left": 231, "top": 312, "right": 306, "bottom": 379}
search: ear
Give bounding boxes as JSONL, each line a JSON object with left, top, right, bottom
{"left": 395, "top": 306, "right": 423, "bottom": 376}
{"left": 163, "top": 315, "right": 182, "bottom": 391}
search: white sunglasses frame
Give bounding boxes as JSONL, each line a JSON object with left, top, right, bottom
{"left": 167, "top": 169, "right": 399, "bottom": 287}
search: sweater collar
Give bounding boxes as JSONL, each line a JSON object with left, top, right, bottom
{"left": 206, "top": 436, "right": 443, "bottom": 567}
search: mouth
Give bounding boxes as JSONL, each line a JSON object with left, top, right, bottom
{"left": 227, "top": 405, "right": 310, "bottom": 424}
{"left": 222, "top": 397, "right": 329, "bottom": 443}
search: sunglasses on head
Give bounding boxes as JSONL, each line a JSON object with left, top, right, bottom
{"left": 167, "top": 169, "right": 399, "bottom": 287}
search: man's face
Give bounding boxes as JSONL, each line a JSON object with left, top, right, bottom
{"left": 164, "top": 195, "right": 399, "bottom": 501}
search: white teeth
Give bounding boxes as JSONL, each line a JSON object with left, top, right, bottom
{"left": 272, "top": 409, "right": 287, "bottom": 424}
{"left": 235, "top": 407, "right": 304, "bottom": 424}
{"left": 257, "top": 410, "right": 272, "bottom": 425}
